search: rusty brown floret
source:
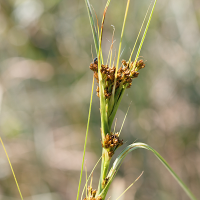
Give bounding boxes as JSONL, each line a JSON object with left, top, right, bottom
{"left": 89, "top": 58, "right": 145, "bottom": 98}
{"left": 83, "top": 187, "right": 101, "bottom": 200}
{"left": 102, "top": 132, "right": 123, "bottom": 157}
{"left": 102, "top": 177, "right": 109, "bottom": 186}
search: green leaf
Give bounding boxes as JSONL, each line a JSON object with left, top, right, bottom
{"left": 135, "top": 0, "right": 157, "bottom": 62}
{"left": 84, "top": 0, "right": 99, "bottom": 55}
{"left": 107, "top": 142, "right": 197, "bottom": 200}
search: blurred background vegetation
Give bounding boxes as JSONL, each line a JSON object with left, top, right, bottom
{"left": 0, "top": 0, "right": 199, "bottom": 199}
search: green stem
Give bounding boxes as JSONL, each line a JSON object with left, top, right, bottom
{"left": 96, "top": 148, "right": 111, "bottom": 197}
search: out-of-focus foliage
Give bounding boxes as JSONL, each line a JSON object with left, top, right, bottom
{"left": 0, "top": 0, "right": 199, "bottom": 199}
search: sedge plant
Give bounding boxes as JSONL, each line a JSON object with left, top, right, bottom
{"left": 0, "top": 1, "right": 197, "bottom": 200}
{"left": 76, "top": 0, "right": 198, "bottom": 200}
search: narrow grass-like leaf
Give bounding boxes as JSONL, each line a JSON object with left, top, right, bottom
{"left": 108, "top": 142, "right": 197, "bottom": 200}
{"left": 115, "top": 0, "right": 130, "bottom": 72}
{"left": 76, "top": 77, "right": 95, "bottom": 200}
{"left": 0, "top": 137, "right": 23, "bottom": 200}
{"left": 134, "top": 0, "right": 157, "bottom": 62}
{"left": 110, "top": 0, "right": 130, "bottom": 111}
{"left": 84, "top": 0, "right": 99, "bottom": 55}
{"left": 128, "top": 2, "right": 152, "bottom": 65}
{"left": 98, "top": 0, "right": 111, "bottom": 65}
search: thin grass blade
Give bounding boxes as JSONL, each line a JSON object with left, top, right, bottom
{"left": 84, "top": 0, "right": 99, "bottom": 55}
{"left": 128, "top": 2, "right": 152, "bottom": 65}
{"left": 110, "top": 0, "right": 130, "bottom": 110}
{"left": 135, "top": 0, "right": 157, "bottom": 62}
{"left": 76, "top": 76, "right": 95, "bottom": 200}
{"left": 108, "top": 142, "right": 197, "bottom": 200}
{"left": 0, "top": 137, "right": 23, "bottom": 200}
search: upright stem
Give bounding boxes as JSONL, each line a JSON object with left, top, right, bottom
{"left": 97, "top": 148, "right": 111, "bottom": 196}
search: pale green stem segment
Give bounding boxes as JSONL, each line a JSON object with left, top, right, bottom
{"left": 135, "top": 0, "right": 157, "bottom": 62}
{"left": 107, "top": 142, "right": 197, "bottom": 200}
{"left": 97, "top": 148, "right": 111, "bottom": 195}
{"left": 0, "top": 137, "right": 23, "bottom": 200}
{"left": 76, "top": 77, "right": 95, "bottom": 200}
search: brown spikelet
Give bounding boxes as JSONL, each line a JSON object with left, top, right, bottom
{"left": 89, "top": 58, "right": 145, "bottom": 97}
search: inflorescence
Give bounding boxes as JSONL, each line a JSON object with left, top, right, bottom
{"left": 89, "top": 58, "right": 145, "bottom": 98}
{"left": 102, "top": 132, "right": 123, "bottom": 157}
{"left": 83, "top": 186, "right": 102, "bottom": 200}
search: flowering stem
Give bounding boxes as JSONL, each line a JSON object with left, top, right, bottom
{"left": 96, "top": 148, "right": 111, "bottom": 196}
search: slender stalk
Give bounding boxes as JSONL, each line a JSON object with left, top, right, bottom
{"left": 97, "top": 148, "right": 111, "bottom": 195}
{"left": 76, "top": 77, "right": 95, "bottom": 200}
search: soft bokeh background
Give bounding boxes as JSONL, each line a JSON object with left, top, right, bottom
{"left": 0, "top": 0, "right": 200, "bottom": 199}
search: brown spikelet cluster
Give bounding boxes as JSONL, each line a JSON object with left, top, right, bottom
{"left": 102, "top": 132, "right": 123, "bottom": 157}
{"left": 83, "top": 186, "right": 102, "bottom": 200}
{"left": 89, "top": 58, "right": 145, "bottom": 98}
{"left": 102, "top": 177, "right": 109, "bottom": 187}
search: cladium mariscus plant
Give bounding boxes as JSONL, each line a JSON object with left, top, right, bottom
{"left": 76, "top": 0, "right": 198, "bottom": 200}
{"left": 0, "top": 1, "right": 197, "bottom": 200}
